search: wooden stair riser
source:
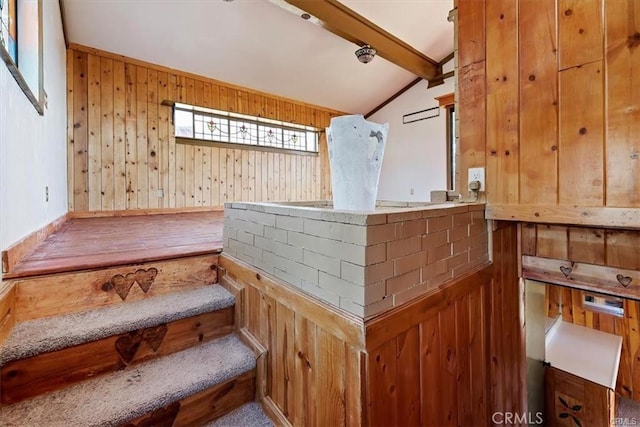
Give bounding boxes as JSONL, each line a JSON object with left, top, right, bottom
{"left": 1, "top": 307, "right": 234, "bottom": 404}
{"left": 0, "top": 284, "right": 15, "bottom": 346}
{"left": 11, "top": 255, "right": 219, "bottom": 322}
{"left": 124, "top": 370, "right": 257, "bottom": 427}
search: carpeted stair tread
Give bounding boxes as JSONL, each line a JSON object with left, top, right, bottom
{"left": 207, "top": 402, "right": 274, "bottom": 427}
{"left": 0, "top": 334, "right": 255, "bottom": 427}
{"left": 0, "top": 284, "right": 234, "bottom": 363}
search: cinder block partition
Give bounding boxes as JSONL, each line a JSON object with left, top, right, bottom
{"left": 223, "top": 201, "right": 488, "bottom": 318}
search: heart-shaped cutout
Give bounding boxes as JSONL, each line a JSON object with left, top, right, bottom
{"left": 115, "top": 331, "right": 143, "bottom": 364}
{"left": 560, "top": 266, "right": 572, "bottom": 277}
{"left": 111, "top": 275, "right": 135, "bottom": 300}
{"left": 142, "top": 324, "right": 168, "bottom": 352}
{"left": 133, "top": 402, "right": 181, "bottom": 427}
{"left": 617, "top": 274, "right": 633, "bottom": 288}
{"left": 135, "top": 268, "right": 158, "bottom": 293}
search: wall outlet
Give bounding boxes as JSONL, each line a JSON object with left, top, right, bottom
{"left": 468, "top": 167, "right": 485, "bottom": 191}
{"left": 409, "top": 188, "right": 415, "bottom": 195}
{"left": 157, "top": 189, "right": 164, "bottom": 198}
{"left": 45, "top": 186, "right": 49, "bottom": 202}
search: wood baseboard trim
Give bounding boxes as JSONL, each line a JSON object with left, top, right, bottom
{"left": 261, "top": 396, "right": 293, "bottom": 427}
{"left": 1, "top": 213, "right": 69, "bottom": 274}
{"left": 68, "top": 206, "right": 224, "bottom": 219}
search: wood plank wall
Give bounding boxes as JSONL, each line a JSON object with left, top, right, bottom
{"left": 364, "top": 222, "right": 525, "bottom": 426}
{"left": 219, "top": 255, "right": 366, "bottom": 427}
{"left": 67, "top": 44, "right": 341, "bottom": 213}
{"left": 457, "top": 0, "right": 640, "bottom": 227}
{"left": 523, "top": 223, "right": 640, "bottom": 400}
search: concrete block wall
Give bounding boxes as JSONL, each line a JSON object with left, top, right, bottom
{"left": 223, "top": 202, "right": 488, "bottom": 319}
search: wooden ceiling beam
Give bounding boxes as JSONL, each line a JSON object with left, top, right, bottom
{"left": 283, "top": 0, "right": 441, "bottom": 81}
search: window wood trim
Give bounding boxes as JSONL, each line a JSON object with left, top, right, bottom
{"left": 0, "top": 0, "right": 44, "bottom": 115}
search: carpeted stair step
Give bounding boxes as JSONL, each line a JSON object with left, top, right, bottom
{"left": 0, "top": 334, "right": 257, "bottom": 426}
{"left": 207, "top": 402, "right": 274, "bottom": 427}
{"left": 0, "top": 285, "right": 235, "bottom": 404}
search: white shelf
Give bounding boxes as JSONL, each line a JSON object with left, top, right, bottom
{"left": 545, "top": 320, "right": 622, "bottom": 390}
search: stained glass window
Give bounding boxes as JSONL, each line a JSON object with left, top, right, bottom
{"left": 174, "top": 103, "right": 319, "bottom": 153}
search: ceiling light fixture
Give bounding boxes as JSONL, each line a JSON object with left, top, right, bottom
{"left": 301, "top": 13, "right": 311, "bottom": 20}
{"left": 355, "top": 45, "right": 376, "bottom": 64}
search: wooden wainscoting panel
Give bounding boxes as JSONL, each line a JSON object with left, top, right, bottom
{"left": 490, "top": 222, "right": 526, "bottom": 419}
{"left": 14, "top": 255, "right": 218, "bottom": 321}
{"left": 220, "top": 254, "right": 364, "bottom": 427}
{"left": 365, "top": 263, "right": 496, "bottom": 426}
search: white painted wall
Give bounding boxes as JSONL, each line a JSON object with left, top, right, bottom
{"left": 0, "top": 0, "right": 67, "bottom": 252}
{"left": 370, "top": 69, "right": 454, "bottom": 202}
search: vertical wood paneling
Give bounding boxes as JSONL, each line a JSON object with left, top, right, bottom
{"left": 568, "top": 227, "right": 605, "bottom": 265}
{"left": 67, "top": 51, "right": 75, "bottom": 211}
{"left": 421, "top": 314, "right": 441, "bottom": 426}
{"left": 457, "top": 61, "right": 486, "bottom": 197}
{"left": 136, "top": 67, "right": 148, "bottom": 209}
{"left": 397, "top": 327, "right": 420, "bottom": 426}
{"left": 222, "top": 256, "right": 362, "bottom": 427}
{"left": 457, "top": 0, "right": 485, "bottom": 67}
{"left": 67, "top": 46, "right": 338, "bottom": 212}
{"left": 490, "top": 223, "right": 525, "bottom": 421}
{"left": 100, "top": 58, "right": 114, "bottom": 211}
{"left": 485, "top": 0, "right": 519, "bottom": 204}
{"left": 113, "top": 61, "right": 127, "bottom": 210}
{"left": 87, "top": 54, "right": 102, "bottom": 211}
{"left": 558, "top": 61, "right": 604, "bottom": 205}
{"left": 73, "top": 52, "right": 89, "bottom": 211}
{"left": 605, "top": 0, "right": 640, "bottom": 207}
{"left": 369, "top": 339, "right": 398, "bottom": 426}
{"left": 558, "top": 0, "right": 603, "bottom": 70}
{"left": 518, "top": 0, "right": 558, "bottom": 205}
{"left": 147, "top": 70, "right": 159, "bottom": 209}
{"left": 157, "top": 72, "right": 169, "bottom": 208}
{"left": 124, "top": 64, "right": 137, "bottom": 209}
{"left": 460, "top": 1, "right": 637, "bottom": 222}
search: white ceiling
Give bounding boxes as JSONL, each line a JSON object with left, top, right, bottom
{"left": 62, "top": 0, "right": 453, "bottom": 114}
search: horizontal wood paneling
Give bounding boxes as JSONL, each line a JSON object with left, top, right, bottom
{"left": 457, "top": 0, "right": 640, "bottom": 226}
{"left": 67, "top": 45, "right": 341, "bottom": 213}
{"left": 521, "top": 223, "right": 640, "bottom": 269}
{"left": 219, "top": 254, "right": 365, "bottom": 427}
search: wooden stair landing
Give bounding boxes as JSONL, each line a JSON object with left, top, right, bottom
{"left": 3, "top": 212, "right": 224, "bottom": 279}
